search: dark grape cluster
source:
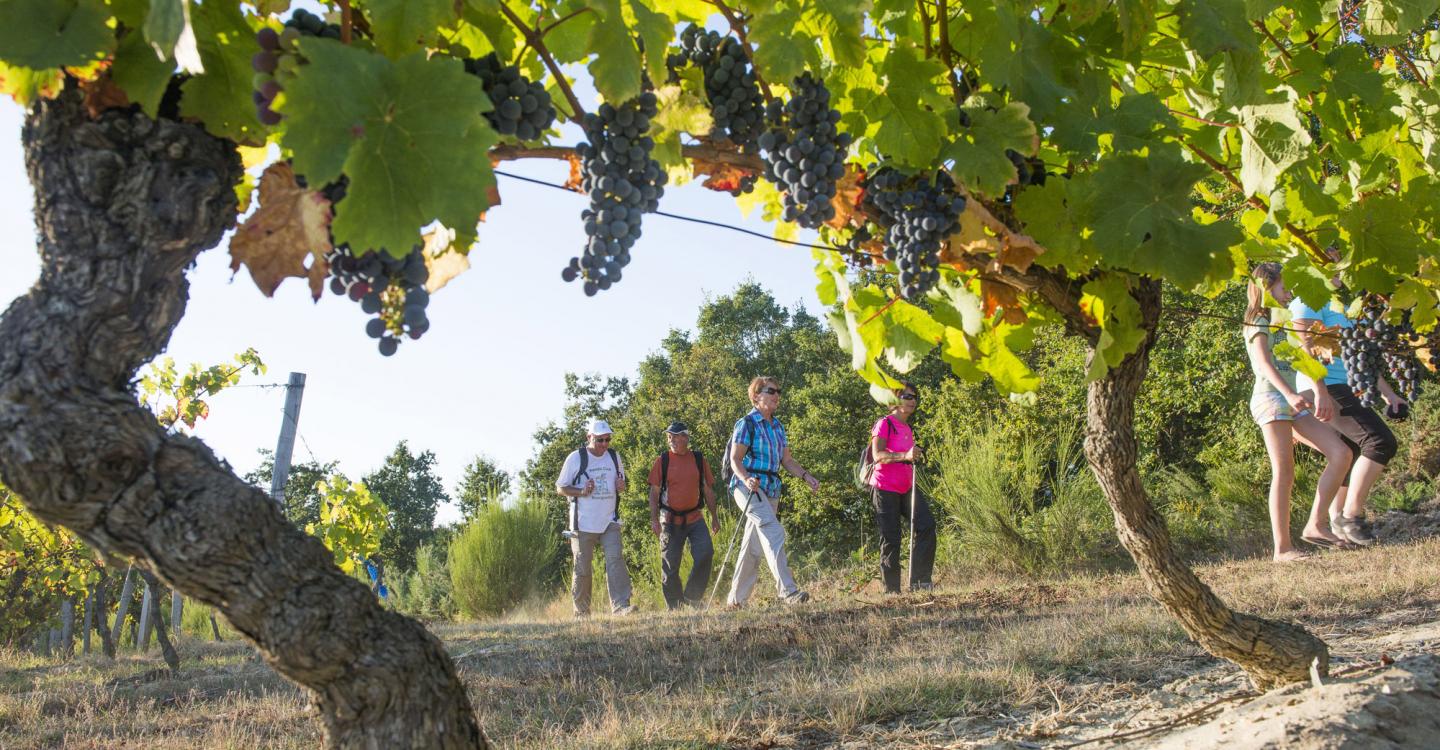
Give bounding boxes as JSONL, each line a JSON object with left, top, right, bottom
{"left": 862, "top": 167, "right": 966, "bottom": 299}
{"left": 1006, "top": 149, "right": 1048, "bottom": 187}
{"left": 251, "top": 10, "right": 339, "bottom": 126}
{"left": 564, "top": 94, "right": 667, "bottom": 296}
{"left": 1341, "top": 298, "right": 1424, "bottom": 408}
{"left": 326, "top": 245, "right": 431, "bottom": 356}
{"left": 462, "top": 53, "right": 556, "bottom": 140}
{"left": 843, "top": 225, "right": 875, "bottom": 269}
{"left": 669, "top": 25, "right": 765, "bottom": 148}
{"left": 757, "top": 73, "right": 851, "bottom": 228}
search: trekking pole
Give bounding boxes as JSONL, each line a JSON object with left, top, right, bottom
{"left": 708, "top": 486, "right": 755, "bottom": 605}
{"left": 908, "top": 465, "right": 918, "bottom": 591}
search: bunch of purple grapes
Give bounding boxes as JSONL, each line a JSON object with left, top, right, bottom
{"left": 251, "top": 10, "right": 339, "bottom": 126}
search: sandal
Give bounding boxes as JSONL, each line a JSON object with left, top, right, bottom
{"left": 1300, "top": 534, "right": 1354, "bottom": 550}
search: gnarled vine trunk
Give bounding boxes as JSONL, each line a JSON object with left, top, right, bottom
{"left": 1083, "top": 278, "right": 1327, "bottom": 690}
{"left": 0, "top": 90, "right": 486, "bottom": 748}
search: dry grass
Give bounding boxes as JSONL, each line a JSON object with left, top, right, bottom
{"left": 4, "top": 534, "right": 1439, "bottom": 749}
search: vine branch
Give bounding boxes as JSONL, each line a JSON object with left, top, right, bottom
{"left": 498, "top": 2, "right": 585, "bottom": 120}
{"left": 1168, "top": 108, "right": 1238, "bottom": 128}
{"left": 1394, "top": 47, "right": 1431, "bottom": 88}
{"left": 708, "top": 0, "right": 773, "bottom": 100}
{"left": 938, "top": 0, "right": 966, "bottom": 105}
{"left": 1253, "top": 20, "right": 1293, "bottom": 64}
{"left": 917, "top": 0, "right": 934, "bottom": 58}
{"left": 338, "top": 0, "right": 352, "bottom": 45}
{"left": 1182, "top": 140, "right": 1326, "bottom": 262}
{"left": 489, "top": 142, "right": 766, "bottom": 171}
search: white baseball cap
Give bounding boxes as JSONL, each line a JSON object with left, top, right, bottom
{"left": 587, "top": 419, "right": 613, "bottom": 436}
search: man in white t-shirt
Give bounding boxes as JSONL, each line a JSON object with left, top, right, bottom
{"left": 556, "top": 419, "right": 635, "bottom": 616}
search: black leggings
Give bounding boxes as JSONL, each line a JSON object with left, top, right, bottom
{"left": 1326, "top": 384, "right": 1398, "bottom": 465}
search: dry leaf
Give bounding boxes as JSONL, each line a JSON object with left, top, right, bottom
{"left": 943, "top": 206, "right": 1001, "bottom": 261}
{"left": 564, "top": 154, "right": 584, "bottom": 192}
{"left": 1418, "top": 346, "right": 1435, "bottom": 372}
{"left": 79, "top": 73, "right": 130, "bottom": 118}
{"left": 1309, "top": 323, "right": 1343, "bottom": 361}
{"left": 826, "top": 165, "right": 865, "bottom": 229}
{"left": 422, "top": 226, "right": 472, "bottom": 294}
{"left": 691, "top": 157, "right": 758, "bottom": 194}
{"left": 229, "top": 162, "right": 332, "bottom": 299}
{"left": 997, "top": 232, "right": 1045, "bottom": 273}
{"left": 981, "top": 280, "right": 1028, "bottom": 326}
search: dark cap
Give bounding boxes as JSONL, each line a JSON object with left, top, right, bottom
{"left": 664, "top": 421, "right": 689, "bottom": 435}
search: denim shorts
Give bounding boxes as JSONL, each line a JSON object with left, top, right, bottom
{"left": 1249, "top": 390, "right": 1309, "bottom": 425}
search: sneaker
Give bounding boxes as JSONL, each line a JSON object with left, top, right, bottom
{"left": 781, "top": 590, "right": 811, "bottom": 605}
{"left": 614, "top": 604, "right": 638, "bottom": 616}
{"left": 1336, "top": 515, "right": 1376, "bottom": 546}
{"left": 910, "top": 582, "right": 935, "bottom": 593}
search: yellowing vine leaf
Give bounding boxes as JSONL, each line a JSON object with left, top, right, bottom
{"left": 826, "top": 165, "right": 865, "bottom": 229}
{"left": 1307, "top": 323, "right": 1343, "bottom": 362}
{"left": 229, "top": 162, "right": 332, "bottom": 299}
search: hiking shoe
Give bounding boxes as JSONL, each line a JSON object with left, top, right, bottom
{"left": 1337, "top": 515, "right": 1376, "bottom": 546}
{"left": 910, "top": 582, "right": 935, "bottom": 593}
{"left": 614, "top": 604, "right": 638, "bottom": 616}
{"left": 781, "top": 590, "right": 811, "bottom": 605}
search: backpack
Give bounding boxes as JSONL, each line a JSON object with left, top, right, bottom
{"left": 569, "top": 446, "right": 623, "bottom": 527}
{"left": 720, "top": 418, "right": 756, "bottom": 486}
{"left": 854, "top": 416, "right": 897, "bottom": 491}
{"left": 659, "top": 450, "right": 706, "bottom": 518}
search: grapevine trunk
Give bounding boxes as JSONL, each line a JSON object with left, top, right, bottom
{"left": 0, "top": 89, "right": 487, "bottom": 748}
{"left": 1082, "top": 278, "right": 1328, "bottom": 689}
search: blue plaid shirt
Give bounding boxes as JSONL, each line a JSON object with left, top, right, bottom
{"left": 729, "top": 409, "right": 787, "bottom": 499}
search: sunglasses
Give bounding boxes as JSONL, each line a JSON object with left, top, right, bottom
{"left": 592, "top": 436, "right": 612, "bottom": 443}
{"left": 760, "top": 387, "right": 782, "bottom": 396}
{"left": 899, "top": 393, "right": 918, "bottom": 401}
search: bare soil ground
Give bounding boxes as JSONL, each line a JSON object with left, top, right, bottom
{"left": 3, "top": 501, "right": 1439, "bottom": 749}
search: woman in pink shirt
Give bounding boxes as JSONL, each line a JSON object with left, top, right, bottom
{"left": 868, "top": 383, "right": 935, "bottom": 593}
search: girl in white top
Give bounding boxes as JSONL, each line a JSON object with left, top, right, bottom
{"left": 1243, "top": 263, "right": 1352, "bottom": 561}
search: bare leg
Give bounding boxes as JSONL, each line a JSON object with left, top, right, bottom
{"left": 1344, "top": 457, "right": 1386, "bottom": 518}
{"left": 1290, "top": 414, "right": 1350, "bottom": 542}
{"left": 1261, "top": 421, "right": 1305, "bottom": 561}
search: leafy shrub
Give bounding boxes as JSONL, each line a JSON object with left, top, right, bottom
{"left": 392, "top": 542, "right": 456, "bottom": 621}
{"left": 449, "top": 499, "right": 556, "bottom": 618}
{"left": 929, "top": 422, "right": 1118, "bottom": 575}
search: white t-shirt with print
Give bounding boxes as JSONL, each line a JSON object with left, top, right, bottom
{"left": 556, "top": 448, "right": 623, "bottom": 533}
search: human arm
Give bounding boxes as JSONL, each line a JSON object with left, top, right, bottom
{"left": 647, "top": 482, "right": 662, "bottom": 537}
{"left": 1376, "top": 375, "right": 1407, "bottom": 408}
{"left": 871, "top": 428, "right": 918, "bottom": 464}
{"left": 780, "top": 447, "right": 819, "bottom": 491}
{"left": 555, "top": 453, "right": 594, "bottom": 498}
{"left": 730, "top": 442, "right": 760, "bottom": 494}
{"left": 1246, "top": 331, "right": 1314, "bottom": 415}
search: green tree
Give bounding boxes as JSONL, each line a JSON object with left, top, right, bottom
{"left": 453, "top": 455, "right": 511, "bottom": 521}
{"left": 4, "top": 2, "right": 1439, "bottom": 744}
{"left": 243, "top": 450, "right": 341, "bottom": 530}
{"left": 364, "top": 441, "right": 448, "bottom": 574}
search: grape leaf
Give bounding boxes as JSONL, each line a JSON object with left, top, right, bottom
{"left": 975, "top": 326, "right": 1040, "bottom": 394}
{"left": 1177, "top": 0, "right": 1253, "bottom": 59}
{"left": 1013, "top": 175, "right": 1096, "bottom": 273}
{"left": 1361, "top": 0, "right": 1440, "bottom": 46}
{"left": 627, "top": 0, "right": 671, "bottom": 90}
{"left": 180, "top": 0, "right": 264, "bottom": 144}
{"left": 1281, "top": 254, "right": 1333, "bottom": 311}
{"left": 284, "top": 40, "right": 499, "bottom": 256}
{"left": 1237, "top": 99, "right": 1311, "bottom": 197}
{"left": 421, "top": 226, "right": 471, "bottom": 294}
{"left": 367, "top": 0, "right": 455, "bottom": 59}
{"left": 1339, "top": 195, "right": 1425, "bottom": 294}
{"left": 651, "top": 80, "right": 712, "bottom": 168}
{"left": 145, "top": 0, "right": 185, "bottom": 61}
{"left": 1273, "top": 340, "right": 1329, "bottom": 382}
{"left": 0, "top": 0, "right": 112, "bottom": 69}
{"left": 855, "top": 44, "right": 948, "bottom": 169}
{"left": 1080, "top": 274, "right": 1146, "bottom": 380}
{"left": 944, "top": 102, "right": 1037, "bottom": 198}
{"left": 587, "top": 0, "right": 641, "bottom": 105}
{"left": 1086, "top": 148, "right": 1242, "bottom": 287}
{"left": 748, "top": 4, "right": 809, "bottom": 85}
{"left": 883, "top": 300, "right": 943, "bottom": 373}
{"left": 229, "top": 163, "right": 332, "bottom": 299}
{"left": 0, "top": 61, "right": 63, "bottom": 105}
{"left": 966, "top": 4, "right": 1076, "bottom": 122}
{"left": 806, "top": 0, "right": 869, "bottom": 68}
{"left": 112, "top": 29, "right": 174, "bottom": 118}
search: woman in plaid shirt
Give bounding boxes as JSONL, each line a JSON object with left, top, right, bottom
{"left": 725, "top": 376, "right": 820, "bottom": 607}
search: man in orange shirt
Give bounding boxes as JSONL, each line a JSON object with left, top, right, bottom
{"left": 647, "top": 421, "right": 719, "bottom": 610}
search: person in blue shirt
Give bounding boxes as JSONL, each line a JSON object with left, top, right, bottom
{"left": 725, "top": 376, "right": 819, "bottom": 607}
{"left": 1244, "top": 263, "right": 1354, "bottom": 560}
{"left": 1288, "top": 283, "right": 1402, "bottom": 547}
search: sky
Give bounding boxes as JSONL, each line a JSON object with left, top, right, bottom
{"left": 0, "top": 72, "right": 826, "bottom": 525}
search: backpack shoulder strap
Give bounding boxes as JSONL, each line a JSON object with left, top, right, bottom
{"left": 692, "top": 449, "right": 705, "bottom": 499}
{"left": 571, "top": 448, "right": 589, "bottom": 487}
{"left": 659, "top": 451, "right": 671, "bottom": 498}
{"left": 607, "top": 448, "right": 622, "bottom": 521}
